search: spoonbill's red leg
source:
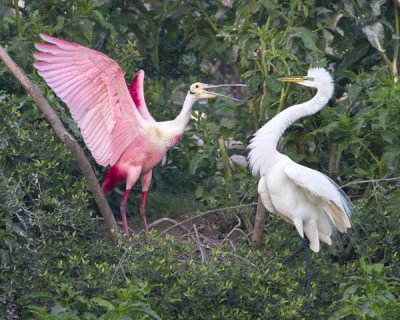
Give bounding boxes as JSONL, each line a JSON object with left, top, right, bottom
{"left": 140, "top": 170, "right": 152, "bottom": 232}
{"left": 140, "top": 191, "right": 149, "bottom": 232}
{"left": 120, "top": 189, "right": 131, "bottom": 235}
{"left": 120, "top": 167, "right": 142, "bottom": 235}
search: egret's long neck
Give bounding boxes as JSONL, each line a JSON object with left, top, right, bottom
{"left": 265, "top": 88, "right": 331, "bottom": 148}
{"left": 172, "top": 93, "right": 197, "bottom": 131}
{"left": 248, "top": 84, "right": 333, "bottom": 174}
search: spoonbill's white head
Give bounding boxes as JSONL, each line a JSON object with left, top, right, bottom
{"left": 189, "top": 82, "right": 246, "bottom": 102}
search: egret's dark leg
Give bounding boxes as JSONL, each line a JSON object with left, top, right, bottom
{"left": 283, "top": 237, "right": 310, "bottom": 264}
{"left": 283, "top": 237, "right": 312, "bottom": 314}
{"left": 305, "top": 243, "right": 311, "bottom": 313}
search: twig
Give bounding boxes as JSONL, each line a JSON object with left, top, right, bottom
{"left": 225, "top": 238, "right": 236, "bottom": 252}
{"left": 223, "top": 252, "right": 257, "bottom": 268}
{"left": 340, "top": 176, "right": 400, "bottom": 188}
{"left": 110, "top": 245, "right": 131, "bottom": 285}
{"left": 139, "top": 217, "right": 191, "bottom": 235}
{"left": 222, "top": 214, "right": 242, "bottom": 245}
{"left": 193, "top": 224, "right": 206, "bottom": 263}
{"left": 394, "top": 5, "right": 400, "bottom": 82}
{"left": 159, "top": 203, "right": 257, "bottom": 236}
{"left": 0, "top": 45, "right": 119, "bottom": 243}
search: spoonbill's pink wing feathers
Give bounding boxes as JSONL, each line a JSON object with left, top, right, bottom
{"left": 33, "top": 34, "right": 149, "bottom": 166}
{"left": 129, "top": 70, "right": 156, "bottom": 123}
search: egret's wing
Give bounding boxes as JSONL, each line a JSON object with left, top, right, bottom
{"left": 129, "top": 70, "right": 156, "bottom": 123}
{"left": 283, "top": 164, "right": 351, "bottom": 232}
{"left": 34, "top": 34, "right": 149, "bottom": 166}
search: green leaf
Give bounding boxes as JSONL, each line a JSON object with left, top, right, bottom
{"left": 91, "top": 297, "right": 115, "bottom": 310}
{"left": 293, "top": 27, "right": 324, "bottom": 57}
{"left": 93, "top": 10, "right": 116, "bottom": 33}
{"left": 169, "top": 4, "right": 194, "bottom": 19}
{"left": 189, "top": 154, "right": 207, "bottom": 175}
{"left": 50, "top": 303, "right": 80, "bottom": 319}
{"left": 0, "top": 249, "right": 9, "bottom": 269}
{"left": 195, "top": 185, "right": 204, "bottom": 199}
{"left": 54, "top": 16, "right": 65, "bottom": 32}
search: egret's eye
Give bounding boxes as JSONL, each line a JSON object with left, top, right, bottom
{"left": 195, "top": 84, "right": 200, "bottom": 89}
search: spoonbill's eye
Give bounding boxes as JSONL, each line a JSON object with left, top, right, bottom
{"left": 195, "top": 84, "right": 199, "bottom": 89}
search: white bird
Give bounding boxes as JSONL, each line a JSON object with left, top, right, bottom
{"left": 248, "top": 68, "right": 351, "bottom": 253}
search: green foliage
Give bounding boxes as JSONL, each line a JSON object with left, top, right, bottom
{"left": 311, "top": 71, "right": 400, "bottom": 181}
{"left": 28, "top": 281, "right": 160, "bottom": 320}
{"left": 115, "top": 233, "right": 308, "bottom": 319}
{"left": 329, "top": 259, "right": 400, "bottom": 320}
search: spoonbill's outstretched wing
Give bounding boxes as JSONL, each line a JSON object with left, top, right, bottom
{"left": 129, "top": 70, "right": 156, "bottom": 123}
{"left": 33, "top": 34, "right": 149, "bottom": 166}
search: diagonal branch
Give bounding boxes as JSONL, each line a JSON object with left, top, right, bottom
{"left": 0, "top": 45, "right": 119, "bottom": 243}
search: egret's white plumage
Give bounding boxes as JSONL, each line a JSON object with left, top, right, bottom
{"left": 248, "top": 68, "right": 351, "bottom": 252}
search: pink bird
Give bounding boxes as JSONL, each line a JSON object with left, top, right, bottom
{"left": 33, "top": 34, "right": 244, "bottom": 235}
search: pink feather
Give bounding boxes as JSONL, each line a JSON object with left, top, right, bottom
{"left": 33, "top": 34, "right": 148, "bottom": 166}
{"left": 129, "top": 70, "right": 156, "bottom": 123}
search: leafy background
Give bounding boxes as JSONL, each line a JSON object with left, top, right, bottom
{"left": 1, "top": 0, "right": 399, "bottom": 319}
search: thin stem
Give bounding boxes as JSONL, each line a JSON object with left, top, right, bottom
{"left": 277, "top": 84, "right": 290, "bottom": 113}
{"left": 280, "top": 2, "right": 295, "bottom": 42}
{"left": 195, "top": 0, "right": 218, "bottom": 32}
{"left": 218, "top": 137, "right": 235, "bottom": 198}
{"left": 380, "top": 51, "right": 393, "bottom": 76}
{"left": 361, "top": 142, "right": 383, "bottom": 175}
{"left": 258, "top": 17, "right": 271, "bottom": 122}
{"left": 247, "top": 100, "right": 259, "bottom": 130}
{"left": 393, "top": 4, "right": 399, "bottom": 82}
{"left": 13, "top": 0, "right": 22, "bottom": 36}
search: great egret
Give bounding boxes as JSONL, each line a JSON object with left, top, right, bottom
{"left": 248, "top": 68, "right": 351, "bottom": 252}
{"left": 34, "top": 34, "right": 244, "bottom": 235}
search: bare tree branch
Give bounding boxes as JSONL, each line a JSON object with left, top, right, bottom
{"left": 340, "top": 176, "right": 400, "bottom": 188}
{"left": 0, "top": 45, "right": 119, "bottom": 243}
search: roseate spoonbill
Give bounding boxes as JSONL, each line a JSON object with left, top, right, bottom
{"left": 248, "top": 68, "right": 351, "bottom": 253}
{"left": 33, "top": 34, "right": 244, "bottom": 235}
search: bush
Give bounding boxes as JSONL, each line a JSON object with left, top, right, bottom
{"left": 329, "top": 259, "right": 400, "bottom": 320}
